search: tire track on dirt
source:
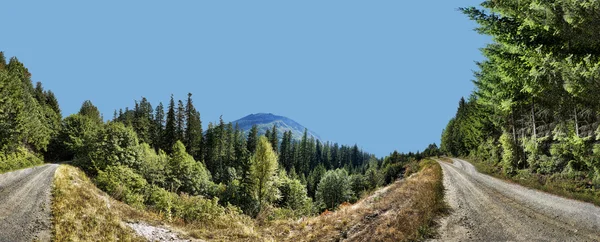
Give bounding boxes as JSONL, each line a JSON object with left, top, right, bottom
{"left": 433, "top": 158, "right": 600, "bottom": 241}
{"left": 0, "top": 164, "right": 58, "bottom": 242}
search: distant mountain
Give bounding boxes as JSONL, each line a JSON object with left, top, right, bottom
{"left": 232, "top": 113, "right": 321, "bottom": 141}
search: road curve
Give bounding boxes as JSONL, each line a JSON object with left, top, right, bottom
{"left": 0, "top": 164, "right": 58, "bottom": 242}
{"left": 433, "top": 158, "right": 600, "bottom": 241}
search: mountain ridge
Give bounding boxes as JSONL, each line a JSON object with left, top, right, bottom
{"left": 232, "top": 113, "right": 321, "bottom": 141}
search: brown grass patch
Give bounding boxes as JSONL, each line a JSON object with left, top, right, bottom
{"left": 52, "top": 165, "right": 147, "bottom": 241}
{"left": 261, "top": 159, "right": 447, "bottom": 242}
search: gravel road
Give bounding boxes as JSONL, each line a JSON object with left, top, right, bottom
{"left": 434, "top": 158, "right": 600, "bottom": 241}
{"left": 0, "top": 164, "right": 58, "bottom": 242}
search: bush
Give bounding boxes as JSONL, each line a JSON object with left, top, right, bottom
{"left": 382, "top": 163, "right": 405, "bottom": 185}
{"left": 96, "top": 165, "right": 148, "bottom": 208}
{"left": 146, "top": 185, "right": 177, "bottom": 220}
{"left": 315, "top": 169, "right": 353, "bottom": 211}
{"left": 349, "top": 174, "right": 368, "bottom": 201}
{"left": 173, "top": 194, "right": 225, "bottom": 223}
{"left": 0, "top": 147, "right": 43, "bottom": 173}
{"left": 277, "top": 175, "right": 313, "bottom": 216}
{"left": 167, "top": 141, "right": 214, "bottom": 197}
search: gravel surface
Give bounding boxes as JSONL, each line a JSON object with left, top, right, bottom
{"left": 432, "top": 158, "right": 600, "bottom": 241}
{"left": 126, "top": 222, "right": 201, "bottom": 242}
{"left": 0, "top": 164, "right": 58, "bottom": 242}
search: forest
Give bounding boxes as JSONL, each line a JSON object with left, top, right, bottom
{"left": 441, "top": 0, "right": 600, "bottom": 198}
{"left": 0, "top": 52, "right": 440, "bottom": 226}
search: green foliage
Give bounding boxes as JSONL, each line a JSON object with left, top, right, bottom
{"left": 96, "top": 165, "right": 148, "bottom": 209}
{"left": 173, "top": 195, "right": 225, "bottom": 223}
{"left": 349, "top": 174, "right": 368, "bottom": 201}
{"left": 167, "top": 141, "right": 214, "bottom": 196}
{"left": 499, "top": 132, "right": 520, "bottom": 175}
{"left": 277, "top": 172, "right": 313, "bottom": 216}
{"left": 315, "top": 168, "right": 353, "bottom": 211}
{"left": 137, "top": 143, "right": 168, "bottom": 187}
{"left": 89, "top": 122, "right": 141, "bottom": 172}
{"left": 0, "top": 147, "right": 43, "bottom": 173}
{"left": 250, "top": 136, "right": 280, "bottom": 208}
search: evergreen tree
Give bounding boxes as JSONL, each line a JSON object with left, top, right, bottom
{"left": 153, "top": 102, "right": 165, "bottom": 151}
{"left": 247, "top": 125, "right": 259, "bottom": 154}
{"left": 176, "top": 99, "right": 185, "bottom": 142}
{"left": 163, "top": 95, "right": 177, "bottom": 153}
{"left": 269, "top": 124, "right": 278, "bottom": 153}
{"left": 184, "top": 93, "right": 203, "bottom": 161}
{"left": 79, "top": 100, "right": 102, "bottom": 124}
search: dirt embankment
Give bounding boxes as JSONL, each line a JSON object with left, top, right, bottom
{"left": 433, "top": 158, "right": 600, "bottom": 241}
{"left": 0, "top": 164, "right": 58, "bottom": 242}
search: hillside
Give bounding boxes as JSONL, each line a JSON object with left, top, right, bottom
{"left": 232, "top": 113, "right": 321, "bottom": 141}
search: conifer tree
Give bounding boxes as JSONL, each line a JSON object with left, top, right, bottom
{"left": 184, "top": 93, "right": 203, "bottom": 161}
{"left": 176, "top": 99, "right": 185, "bottom": 142}
{"left": 153, "top": 102, "right": 165, "bottom": 151}
{"left": 163, "top": 95, "right": 177, "bottom": 153}
{"left": 247, "top": 125, "right": 259, "bottom": 154}
{"left": 269, "top": 124, "right": 278, "bottom": 153}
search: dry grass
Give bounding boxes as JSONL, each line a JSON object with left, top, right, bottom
{"left": 52, "top": 162, "right": 446, "bottom": 241}
{"left": 261, "top": 159, "right": 447, "bottom": 242}
{"left": 52, "top": 165, "right": 147, "bottom": 241}
{"left": 52, "top": 164, "right": 259, "bottom": 241}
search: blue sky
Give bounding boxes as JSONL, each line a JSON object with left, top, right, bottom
{"left": 2, "top": 1, "right": 489, "bottom": 157}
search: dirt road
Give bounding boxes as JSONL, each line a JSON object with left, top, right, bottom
{"left": 0, "top": 164, "right": 58, "bottom": 242}
{"left": 433, "top": 158, "right": 600, "bottom": 241}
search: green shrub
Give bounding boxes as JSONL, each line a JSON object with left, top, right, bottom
{"left": 349, "top": 174, "right": 368, "bottom": 201}
{"left": 315, "top": 169, "right": 353, "bottom": 211}
{"left": 277, "top": 175, "right": 313, "bottom": 216}
{"left": 96, "top": 165, "right": 148, "bottom": 209}
{"left": 146, "top": 185, "right": 177, "bottom": 220}
{"left": 0, "top": 147, "right": 43, "bottom": 173}
{"left": 382, "top": 163, "right": 405, "bottom": 185}
{"left": 173, "top": 194, "right": 225, "bottom": 223}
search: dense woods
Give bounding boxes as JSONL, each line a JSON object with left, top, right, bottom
{"left": 0, "top": 52, "right": 437, "bottom": 225}
{"left": 441, "top": 1, "right": 600, "bottom": 189}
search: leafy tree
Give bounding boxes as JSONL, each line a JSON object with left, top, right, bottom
{"left": 250, "top": 136, "right": 279, "bottom": 208}
{"left": 167, "top": 141, "right": 213, "bottom": 196}
{"left": 315, "top": 168, "right": 353, "bottom": 211}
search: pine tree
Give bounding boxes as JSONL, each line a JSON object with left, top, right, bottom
{"left": 247, "top": 125, "right": 259, "bottom": 154}
{"left": 176, "top": 99, "right": 185, "bottom": 142}
{"left": 184, "top": 93, "right": 203, "bottom": 161}
{"left": 79, "top": 100, "right": 102, "bottom": 124}
{"left": 153, "top": 102, "right": 165, "bottom": 151}
{"left": 269, "top": 124, "right": 278, "bottom": 153}
{"left": 163, "top": 95, "right": 177, "bottom": 153}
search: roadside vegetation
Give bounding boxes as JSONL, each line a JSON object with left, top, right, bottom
{"left": 440, "top": 0, "right": 600, "bottom": 206}
{"left": 1, "top": 49, "right": 447, "bottom": 240}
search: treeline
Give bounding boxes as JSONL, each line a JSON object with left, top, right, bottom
{"left": 441, "top": 0, "right": 600, "bottom": 187}
{"left": 0, "top": 51, "right": 439, "bottom": 224}
{"left": 0, "top": 52, "right": 61, "bottom": 173}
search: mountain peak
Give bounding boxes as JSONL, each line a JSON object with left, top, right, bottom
{"left": 232, "top": 113, "right": 321, "bottom": 141}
